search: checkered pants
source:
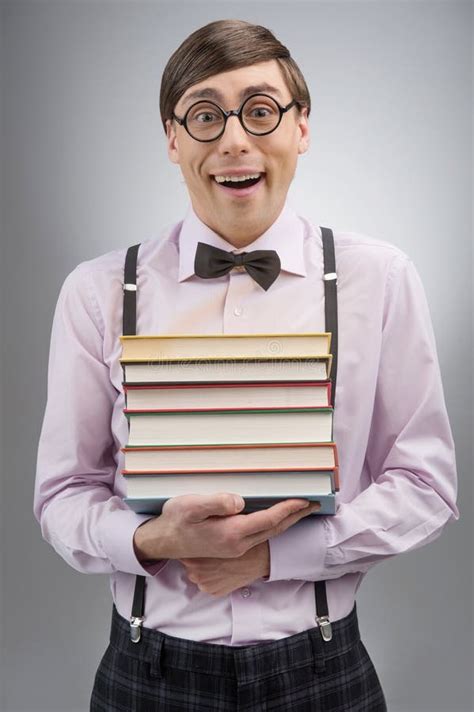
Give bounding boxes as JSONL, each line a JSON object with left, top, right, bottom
{"left": 90, "top": 602, "right": 387, "bottom": 711}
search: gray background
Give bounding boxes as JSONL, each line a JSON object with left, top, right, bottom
{"left": 1, "top": 1, "right": 472, "bottom": 711}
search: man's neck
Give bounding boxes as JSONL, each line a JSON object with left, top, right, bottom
{"left": 191, "top": 204, "right": 284, "bottom": 249}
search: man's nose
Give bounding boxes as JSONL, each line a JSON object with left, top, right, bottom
{"left": 217, "top": 114, "right": 252, "bottom": 152}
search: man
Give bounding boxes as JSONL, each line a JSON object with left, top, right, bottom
{"left": 34, "top": 19, "right": 459, "bottom": 711}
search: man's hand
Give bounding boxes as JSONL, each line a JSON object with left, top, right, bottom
{"left": 178, "top": 541, "right": 270, "bottom": 597}
{"left": 133, "top": 493, "right": 321, "bottom": 562}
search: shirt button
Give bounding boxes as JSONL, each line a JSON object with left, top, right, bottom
{"left": 233, "top": 306, "right": 243, "bottom": 317}
{"left": 234, "top": 265, "right": 245, "bottom": 273}
{"left": 241, "top": 587, "right": 251, "bottom": 598}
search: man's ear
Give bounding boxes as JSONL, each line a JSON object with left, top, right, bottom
{"left": 166, "top": 118, "right": 180, "bottom": 165}
{"left": 297, "top": 106, "right": 310, "bottom": 155}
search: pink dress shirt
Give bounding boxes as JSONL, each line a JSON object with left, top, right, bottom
{"left": 34, "top": 200, "right": 459, "bottom": 645}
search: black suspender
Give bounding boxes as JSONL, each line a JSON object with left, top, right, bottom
{"left": 123, "top": 226, "right": 338, "bottom": 645}
{"left": 313, "top": 225, "right": 338, "bottom": 643}
{"left": 321, "top": 226, "right": 338, "bottom": 409}
{"left": 122, "top": 244, "right": 146, "bottom": 644}
{"left": 122, "top": 243, "right": 140, "bottom": 336}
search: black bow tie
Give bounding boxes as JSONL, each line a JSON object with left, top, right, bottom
{"left": 194, "top": 241, "right": 281, "bottom": 291}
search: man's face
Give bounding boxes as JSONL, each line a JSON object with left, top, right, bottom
{"left": 166, "top": 60, "right": 309, "bottom": 247}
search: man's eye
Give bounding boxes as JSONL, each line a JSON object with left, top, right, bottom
{"left": 195, "top": 112, "right": 218, "bottom": 123}
{"left": 251, "top": 108, "right": 271, "bottom": 117}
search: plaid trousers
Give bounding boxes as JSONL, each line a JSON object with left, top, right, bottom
{"left": 89, "top": 601, "right": 387, "bottom": 711}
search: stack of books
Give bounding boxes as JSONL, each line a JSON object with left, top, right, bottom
{"left": 119, "top": 333, "right": 339, "bottom": 516}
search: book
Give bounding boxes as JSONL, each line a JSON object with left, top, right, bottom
{"left": 120, "top": 357, "right": 332, "bottom": 384}
{"left": 123, "top": 470, "right": 337, "bottom": 499}
{"left": 120, "top": 332, "right": 339, "bottom": 516}
{"left": 121, "top": 441, "right": 339, "bottom": 484}
{"left": 124, "top": 493, "right": 336, "bottom": 516}
{"left": 120, "top": 332, "right": 331, "bottom": 361}
{"left": 124, "top": 406, "right": 334, "bottom": 447}
{"left": 123, "top": 381, "right": 331, "bottom": 411}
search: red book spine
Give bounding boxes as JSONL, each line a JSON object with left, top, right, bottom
{"left": 122, "top": 380, "right": 331, "bottom": 391}
{"left": 121, "top": 442, "right": 337, "bottom": 452}
{"left": 121, "top": 466, "right": 335, "bottom": 475}
{"left": 123, "top": 405, "right": 332, "bottom": 414}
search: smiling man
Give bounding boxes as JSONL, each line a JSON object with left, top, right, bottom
{"left": 34, "top": 18, "right": 458, "bottom": 712}
{"left": 166, "top": 59, "right": 308, "bottom": 247}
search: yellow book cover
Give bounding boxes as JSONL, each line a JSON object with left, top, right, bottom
{"left": 119, "top": 332, "right": 332, "bottom": 362}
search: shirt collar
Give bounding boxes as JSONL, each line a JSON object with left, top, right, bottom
{"left": 178, "top": 200, "right": 307, "bottom": 282}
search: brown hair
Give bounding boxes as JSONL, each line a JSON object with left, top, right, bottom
{"left": 159, "top": 19, "right": 311, "bottom": 134}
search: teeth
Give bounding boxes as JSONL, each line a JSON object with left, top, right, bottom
{"left": 214, "top": 173, "right": 262, "bottom": 183}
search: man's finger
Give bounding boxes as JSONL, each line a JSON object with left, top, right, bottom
{"left": 172, "top": 493, "right": 245, "bottom": 522}
{"left": 235, "top": 498, "right": 312, "bottom": 537}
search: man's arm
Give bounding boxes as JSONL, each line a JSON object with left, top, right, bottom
{"left": 34, "top": 265, "right": 166, "bottom": 577}
{"left": 34, "top": 264, "right": 318, "bottom": 577}
{"left": 264, "top": 254, "right": 460, "bottom": 583}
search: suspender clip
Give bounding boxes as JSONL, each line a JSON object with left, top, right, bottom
{"left": 323, "top": 272, "right": 337, "bottom": 282}
{"left": 130, "top": 616, "right": 144, "bottom": 643}
{"left": 123, "top": 283, "right": 137, "bottom": 292}
{"left": 316, "top": 615, "right": 333, "bottom": 642}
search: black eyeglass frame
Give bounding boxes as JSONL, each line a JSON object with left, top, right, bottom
{"left": 171, "top": 93, "right": 300, "bottom": 142}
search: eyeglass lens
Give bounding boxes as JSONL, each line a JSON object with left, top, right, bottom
{"left": 185, "top": 95, "right": 281, "bottom": 140}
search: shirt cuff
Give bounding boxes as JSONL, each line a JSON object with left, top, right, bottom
{"left": 98, "top": 507, "right": 169, "bottom": 577}
{"left": 264, "top": 515, "right": 329, "bottom": 582}
{"left": 138, "top": 558, "right": 169, "bottom": 576}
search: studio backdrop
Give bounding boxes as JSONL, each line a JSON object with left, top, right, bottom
{"left": 1, "top": 2, "right": 472, "bottom": 711}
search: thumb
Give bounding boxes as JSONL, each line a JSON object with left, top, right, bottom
{"left": 187, "top": 493, "right": 245, "bottom": 522}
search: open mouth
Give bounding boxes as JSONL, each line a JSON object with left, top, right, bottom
{"left": 211, "top": 173, "right": 265, "bottom": 190}
{"left": 210, "top": 173, "right": 266, "bottom": 196}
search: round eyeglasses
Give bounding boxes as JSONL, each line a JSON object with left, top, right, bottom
{"left": 171, "top": 93, "right": 299, "bottom": 142}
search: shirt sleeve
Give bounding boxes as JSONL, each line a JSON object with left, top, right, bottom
{"left": 266, "top": 255, "right": 460, "bottom": 583}
{"left": 33, "top": 265, "right": 168, "bottom": 578}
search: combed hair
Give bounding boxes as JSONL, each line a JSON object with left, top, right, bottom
{"left": 159, "top": 19, "right": 311, "bottom": 133}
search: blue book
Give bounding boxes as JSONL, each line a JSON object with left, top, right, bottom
{"left": 124, "top": 493, "right": 336, "bottom": 516}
